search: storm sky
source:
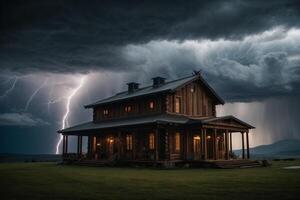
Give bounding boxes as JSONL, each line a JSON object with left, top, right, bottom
{"left": 1, "top": 0, "right": 300, "bottom": 154}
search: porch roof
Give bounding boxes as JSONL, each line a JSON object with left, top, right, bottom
{"left": 58, "top": 114, "right": 191, "bottom": 134}
{"left": 58, "top": 114, "right": 254, "bottom": 134}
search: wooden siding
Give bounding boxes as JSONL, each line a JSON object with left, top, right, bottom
{"left": 93, "top": 94, "right": 165, "bottom": 121}
{"left": 166, "top": 80, "right": 216, "bottom": 117}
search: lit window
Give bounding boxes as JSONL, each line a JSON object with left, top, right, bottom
{"left": 103, "top": 109, "right": 109, "bottom": 115}
{"left": 175, "top": 132, "right": 180, "bottom": 151}
{"left": 149, "top": 101, "right": 154, "bottom": 109}
{"left": 125, "top": 105, "right": 132, "bottom": 113}
{"left": 126, "top": 134, "right": 133, "bottom": 150}
{"left": 175, "top": 97, "right": 181, "bottom": 113}
{"left": 149, "top": 133, "right": 155, "bottom": 150}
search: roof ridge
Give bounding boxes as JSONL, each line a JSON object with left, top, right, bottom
{"left": 85, "top": 74, "right": 196, "bottom": 107}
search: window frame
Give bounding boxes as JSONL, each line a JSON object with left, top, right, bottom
{"left": 103, "top": 109, "right": 109, "bottom": 116}
{"left": 149, "top": 100, "right": 155, "bottom": 110}
{"left": 175, "top": 96, "right": 181, "bottom": 113}
{"left": 174, "top": 132, "right": 181, "bottom": 152}
{"left": 126, "top": 134, "right": 133, "bottom": 151}
{"left": 149, "top": 133, "right": 155, "bottom": 150}
{"left": 124, "top": 105, "right": 132, "bottom": 113}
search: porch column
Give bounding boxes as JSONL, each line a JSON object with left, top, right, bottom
{"left": 185, "top": 128, "right": 190, "bottom": 160}
{"left": 155, "top": 128, "right": 159, "bottom": 161}
{"left": 213, "top": 129, "right": 217, "bottom": 160}
{"left": 117, "top": 131, "right": 122, "bottom": 160}
{"left": 225, "top": 130, "right": 229, "bottom": 160}
{"left": 77, "top": 135, "right": 82, "bottom": 157}
{"left": 80, "top": 136, "right": 83, "bottom": 155}
{"left": 203, "top": 128, "right": 207, "bottom": 160}
{"left": 87, "top": 136, "right": 91, "bottom": 158}
{"left": 229, "top": 132, "right": 233, "bottom": 155}
{"left": 241, "top": 132, "right": 245, "bottom": 159}
{"left": 132, "top": 132, "right": 136, "bottom": 160}
{"left": 65, "top": 135, "right": 68, "bottom": 154}
{"left": 62, "top": 135, "right": 66, "bottom": 155}
{"left": 246, "top": 131, "right": 250, "bottom": 159}
{"left": 200, "top": 128, "right": 204, "bottom": 160}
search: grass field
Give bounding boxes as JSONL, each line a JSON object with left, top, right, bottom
{"left": 1, "top": 160, "right": 300, "bottom": 200}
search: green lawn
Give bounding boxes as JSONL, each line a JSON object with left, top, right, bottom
{"left": 1, "top": 161, "right": 300, "bottom": 200}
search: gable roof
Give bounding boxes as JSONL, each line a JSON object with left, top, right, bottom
{"left": 85, "top": 74, "right": 224, "bottom": 108}
{"left": 200, "top": 115, "right": 255, "bottom": 129}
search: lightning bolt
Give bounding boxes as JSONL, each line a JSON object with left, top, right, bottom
{"left": 56, "top": 76, "right": 86, "bottom": 154}
{"left": 0, "top": 76, "right": 18, "bottom": 99}
{"left": 24, "top": 79, "right": 49, "bottom": 111}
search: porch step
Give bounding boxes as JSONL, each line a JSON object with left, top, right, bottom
{"left": 213, "top": 160, "right": 262, "bottom": 169}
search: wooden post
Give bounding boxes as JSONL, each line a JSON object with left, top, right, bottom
{"left": 204, "top": 128, "right": 207, "bottom": 160}
{"left": 201, "top": 128, "right": 204, "bottom": 160}
{"left": 77, "top": 136, "right": 81, "bottom": 157}
{"left": 62, "top": 135, "right": 66, "bottom": 155}
{"left": 241, "top": 132, "right": 245, "bottom": 159}
{"left": 117, "top": 131, "right": 121, "bottom": 160}
{"left": 186, "top": 128, "right": 189, "bottom": 160}
{"left": 165, "top": 128, "right": 170, "bottom": 160}
{"left": 246, "top": 131, "right": 250, "bottom": 159}
{"left": 132, "top": 132, "right": 136, "bottom": 160}
{"left": 65, "top": 135, "right": 68, "bottom": 154}
{"left": 213, "top": 129, "right": 217, "bottom": 160}
{"left": 225, "top": 130, "right": 229, "bottom": 160}
{"left": 80, "top": 136, "right": 83, "bottom": 155}
{"left": 229, "top": 132, "right": 233, "bottom": 155}
{"left": 155, "top": 128, "right": 159, "bottom": 161}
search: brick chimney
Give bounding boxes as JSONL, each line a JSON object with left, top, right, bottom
{"left": 127, "top": 82, "right": 139, "bottom": 93}
{"left": 152, "top": 77, "right": 165, "bottom": 87}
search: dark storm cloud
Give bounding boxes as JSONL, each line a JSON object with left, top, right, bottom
{"left": 0, "top": 113, "right": 49, "bottom": 126}
{"left": 1, "top": 0, "right": 300, "bottom": 73}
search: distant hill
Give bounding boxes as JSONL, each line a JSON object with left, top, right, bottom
{"left": 0, "top": 153, "right": 61, "bottom": 163}
{"left": 235, "top": 139, "right": 300, "bottom": 159}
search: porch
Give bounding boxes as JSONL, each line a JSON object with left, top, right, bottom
{"left": 59, "top": 115, "right": 253, "bottom": 165}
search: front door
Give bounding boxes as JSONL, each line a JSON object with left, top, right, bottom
{"left": 193, "top": 136, "right": 201, "bottom": 160}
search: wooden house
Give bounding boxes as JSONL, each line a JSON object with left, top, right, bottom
{"left": 59, "top": 73, "right": 254, "bottom": 166}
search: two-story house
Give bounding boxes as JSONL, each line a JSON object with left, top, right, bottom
{"left": 59, "top": 72, "right": 254, "bottom": 166}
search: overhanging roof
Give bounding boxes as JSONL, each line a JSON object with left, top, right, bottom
{"left": 58, "top": 114, "right": 191, "bottom": 134}
{"left": 58, "top": 114, "right": 254, "bottom": 134}
{"left": 85, "top": 74, "right": 224, "bottom": 108}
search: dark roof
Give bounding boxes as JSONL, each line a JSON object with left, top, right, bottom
{"left": 85, "top": 74, "right": 224, "bottom": 108}
{"left": 58, "top": 114, "right": 190, "bottom": 134}
{"left": 58, "top": 114, "right": 254, "bottom": 134}
{"left": 200, "top": 115, "right": 255, "bottom": 129}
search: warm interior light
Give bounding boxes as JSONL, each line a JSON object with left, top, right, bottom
{"left": 207, "top": 135, "right": 211, "bottom": 139}
{"left": 194, "top": 136, "right": 201, "bottom": 140}
{"left": 96, "top": 143, "right": 101, "bottom": 146}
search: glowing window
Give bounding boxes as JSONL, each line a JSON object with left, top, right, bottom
{"left": 103, "top": 109, "right": 109, "bottom": 115}
{"left": 126, "top": 134, "right": 133, "bottom": 150}
{"left": 149, "top": 101, "right": 155, "bottom": 109}
{"left": 175, "top": 132, "right": 180, "bottom": 151}
{"left": 149, "top": 133, "right": 155, "bottom": 150}
{"left": 175, "top": 97, "right": 181, "bottom": 113}
{"left": 125, "top": 105, "right": 132, "bottom": 113}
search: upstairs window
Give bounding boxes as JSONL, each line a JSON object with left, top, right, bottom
{"left": 124, "top": 105, "right": 132, "bottom": 113}
{"left": 149, "top": 101, "right": 155, "bottom": 109}
{"left": 149, "top": 133, "right": 155, "bottom": 150}
{"left": 103, "top": 109, "right": 109, "bottom": 116}
{"left": 175, "top": 132, "right": 180, "bottom": 152}
{"left": 126, "top": 134, "right": 133, "bottom": 150}
{"left": 175, "top": 97, "right": 181, "bottom": 113}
